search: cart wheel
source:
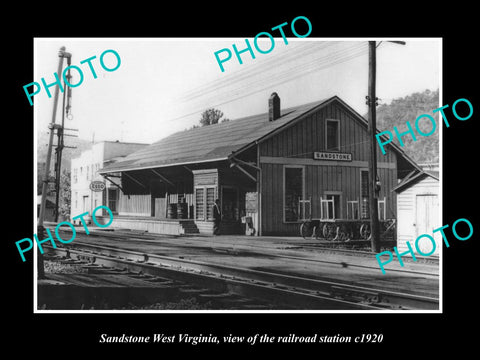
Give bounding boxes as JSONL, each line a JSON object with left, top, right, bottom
{"left": 383, "top": 219, "right": 395, "bottom": 232}
{"left": 332, "top": 225, "right": 340, "bottom": 241}
{"left": 360, "top": 223, "right": 372, "bottom": 240}
{"left": 300, "top": 222, "right": 313, "bottom": 239}
{"left": 336, "top": 224, "right": 351, "bottom": 242}
{"left": 322, "top": 223, "right": 336, "bottom": 241}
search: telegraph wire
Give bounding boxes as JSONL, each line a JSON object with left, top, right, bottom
{"left": 177, "top": 42, "right": 337, "bottom": 101}
{"left": 163, "top": 42, "right": 370, "bottom": 125}
{"left": 178, "top": 41, "right": 349, "bottom": 101}
{"left": 190, "top": 43, "right": 368, "bottom": 107}
{"left": 199, "top": 44, "right": 366, "bottom": 102}
{"left": 166, "top": 51, "right": 369, "bottom": 124}
{"left": 180, "top": 42, "right": 367, "bottom": 105}
{"left": 177, "top": 42, "right": 317, "bottom": 98}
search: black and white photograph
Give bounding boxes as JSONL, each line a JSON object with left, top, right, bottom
{"left": 7, "top": 6, "right": 479, "bottom": 354}
{"left": 33, "top": 36, "right": 441, "bottom": 313}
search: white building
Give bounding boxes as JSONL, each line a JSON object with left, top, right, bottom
{"left": 394, "top": 170, "right": 440, "bottom": 257}
{"left": 70, "top": 141, "right": 148, "bottom": 224}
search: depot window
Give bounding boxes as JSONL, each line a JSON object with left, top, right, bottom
{"left": 326, "top": 119, "right": 340, "bottom": 151}
{"left": 108, "top": 188, "right": 119, "bottom": 214}
{"left": 321, "top": 192, "right": 342, "bottom": 219}
{"left": 284, "top": 166, "right": 304, "bottom": 222}
{"left": 195, "top": 186, "right": 216, "bottom": 221}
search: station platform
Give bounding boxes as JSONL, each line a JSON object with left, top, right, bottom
{"left": 88, "top": 227, "right": 440, "bottom": 273}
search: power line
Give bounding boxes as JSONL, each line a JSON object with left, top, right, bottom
{"left": 164, "top": 42, "right": 369, "bottom": 125}
{"left": 168, "top": 48, "right": 368, "bottom": 125}
{"left": 178, "top": 42, "right": 337, "bottom": 101}
{"left": 181, "top": 42, "right": 366, "bottom": 105}
{"left": 194, "top": 43, "right": 367, "bottom": 105}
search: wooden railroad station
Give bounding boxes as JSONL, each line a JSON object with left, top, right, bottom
{"left": 98, "top": 93, "right": 421, "bottom": 237}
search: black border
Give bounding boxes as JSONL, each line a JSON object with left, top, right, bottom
{"left": 7, "top": 4, "right": 478, "bottom": 354}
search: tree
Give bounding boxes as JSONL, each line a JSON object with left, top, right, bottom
{"left": 199, "top": 108, "right": 230, "bottom": 126}
{"left": 58, "top": 169, "right": 71, "bottom": 221}
{"left": 37, "top": 161, "right": 55, "bottom": 195}
{"left": 376, "top": 89, "right": 439, "bottom": 164}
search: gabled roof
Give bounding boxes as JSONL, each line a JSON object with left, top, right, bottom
{"left": 100, "top": 98, "right": 330, "bottom": 174}
{"left": 393, "top": 170, "right": 439, "bottom": 193}
{"left": 100, "top": 95, "right": 420, "bottom": 174}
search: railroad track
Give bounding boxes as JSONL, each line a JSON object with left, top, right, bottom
{"left": 54, "top": 226, "right": 440, "bottom": 276}
{"left": 295, "top": 242, "right": 440, "bottom": 265}
{"left": 42, "top": 254, "right": 274, "bottom": 310}
{"left": 43, "top": 239, "right": 439, "bottom": 311}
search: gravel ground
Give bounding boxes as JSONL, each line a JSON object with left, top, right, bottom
{"left": 44, "top": 260, "right": 89, "bottom": 274}
{"left": 42, "top": 259, "right": 213, "bottom": 310}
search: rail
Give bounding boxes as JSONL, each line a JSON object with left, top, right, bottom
{"left": 43, "top": 240, "right": 439, "bottom": 311}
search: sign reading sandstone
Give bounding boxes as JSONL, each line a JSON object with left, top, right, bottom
{"left": 313, "top": 151, "right": 352, "bottom": 161}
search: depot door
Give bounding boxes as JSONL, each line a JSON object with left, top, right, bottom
{"left": 83, "top": 195, "right": 89, "bottom": 213}
{"left": 415, "top": 194, "right": 439, "bottom": 255}
{"left": 195, "top": 186, "right": 216, "bottom": 221}
{"left": 221, "top": 186, "right": 239, "bottom": 221}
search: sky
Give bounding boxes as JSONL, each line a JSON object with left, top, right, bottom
{"left": 34, "top": 38, "right": 441, "bottom": 145}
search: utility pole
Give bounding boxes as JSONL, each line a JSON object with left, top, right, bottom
{"left": 53, "top": 71, "right": 67, "bottom": 222}
{"left": 366, "top": 41, "right": 381, "bottom": 253}
{"left": 38, "top": 46, "right": 71, "bottom": 278}
{"left": 366, "top": 40, "right": 406, "bottom": 253}
{"left": 53, "top": 58, "right": 74, "bottom": 222}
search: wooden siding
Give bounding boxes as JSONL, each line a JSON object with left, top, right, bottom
{"left": 118, "top": 193, "right": 151, "bottom": 216}
{"left": 396, "top": 176, "right": 440, "bottom": 256}
{"left": 107, "top": 217, "right": 197, "bottom": 235}
{"left": 260, "top": 163, "right": 397, "bottom": 235}
{"left": 259, "top": 100, "right": 398, "bottom": 236}
{"left": 193, "top": 169, "right": 218, "bottom": 187}
{"left": 155, "top": 198, "right": 166, "bottom": 219}
{"left": 260, "top": 101, "right": 396, "bottom": 164}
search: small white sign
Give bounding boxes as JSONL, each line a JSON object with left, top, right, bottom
{"left": 89, "top": 181, "right": 106, "bottom": 192}
{"left": 313, "top": 151, "right": 352, "bottom": 161}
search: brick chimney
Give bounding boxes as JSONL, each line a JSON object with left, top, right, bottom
{"left": 268, "top": 92, "right": 280, "bottom": 121}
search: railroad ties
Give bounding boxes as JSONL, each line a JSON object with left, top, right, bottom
{"left": 41, "top": 235, "right": 439, "bottom": 311}
{"left": 41, "top": 251, "right": 274, "bottom": 310}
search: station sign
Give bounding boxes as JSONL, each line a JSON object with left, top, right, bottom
{"left": 245, "top": 192, "right": 258, "bottom": 213}
{"left": 313, "top": 151, "right": 352, "bottom": 161}
{"left": 89, "top": 181, "right": 106, "bottom": 192}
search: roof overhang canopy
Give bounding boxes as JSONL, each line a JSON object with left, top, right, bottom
{"left": 99, "top": 96, "right": 421, "bottom": 177}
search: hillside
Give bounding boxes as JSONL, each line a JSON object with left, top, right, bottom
{"left": 37, "top": 130, "right": 93, "bottom": 172}
{"left": 375, "top": 89, "right": 439, "bottom": 164}
{"left": 37, "top": 130, "right": 93, "bottom": 195}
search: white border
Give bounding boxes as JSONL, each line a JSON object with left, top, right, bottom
{"left": 33, "top": 37, "right": 443, "bottom": 314}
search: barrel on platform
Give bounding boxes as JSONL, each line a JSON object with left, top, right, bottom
{"left": 177, "top": 202, "right": 188, "bottom": 219}
{"left": 167, "top": 203, "right": 177, "bottom": 219}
